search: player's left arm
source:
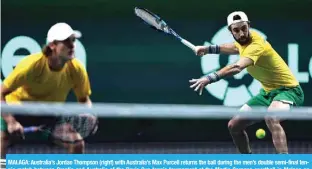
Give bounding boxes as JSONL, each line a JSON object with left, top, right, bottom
{"left": 189, "top": 58, "right": 254, "bottom": 95}
{"left": 72, "top": 59, "right": 92, "bottom": 106}
{"left": 216, "top": 40, "right": 265, "bottom": 79}
{"left": 216, "top": 57, "right": 254, "bottom": 79}
{"left": 78, "top": 96, "right": 92, "bottom": 107}
{"left": 71, "top": 59, "right": 98, "bottom": 137}
{"left": 190, "top": 41, "right": 264, "bottom": 95}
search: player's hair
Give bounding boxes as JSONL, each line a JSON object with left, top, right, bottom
{"left": 233, "top": 15, "right": 242, "bottom": 21}
{"left": 228, "top": 15, "right": 250, "bottom": 31}
{"left": 228, "top": 15, "right": 241, "bottom": 30}
{"left": 42, "top": 45, "right": 52, "bottom": 56}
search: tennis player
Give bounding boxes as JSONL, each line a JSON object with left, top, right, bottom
{"left": 189, "top": 11, "right": 304, "bottom": 154}
{"left": 0, "top": 22, "right": 98, "bottom": 157}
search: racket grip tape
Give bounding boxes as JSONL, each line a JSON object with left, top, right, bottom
{"left": 181, "top": 39, "right": 196, "bottom": 51}
{"left": 23, "top": 126, "right": 38, "bottom": 133}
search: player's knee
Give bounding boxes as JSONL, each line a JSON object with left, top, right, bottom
{"left": 228, "top": 104, "right": 252, "bottom": 133}
{"left": 1, "top": 131, "right": 9, "bottom": 141}
{"left": 73, "top": 140, "right": 85, "bottom": 149}
{"left": 228, "top": 121, "right": 233, "bottom": 131}
{"left": 228, "top": 120, "right": 240, "bottom": 133}
{"left": 0, "top": 131, "right": 10, "bottom": 146}
{"left": 268, "top": 101, "right": 290, "bottom": 111}
{"left": 239, "top": 104, "right": 252, "bottom": 112}
{"left": 69, "top": 140, "right": 85, "bottom": 154}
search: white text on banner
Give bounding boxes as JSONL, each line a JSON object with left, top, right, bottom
{"left": 5, "top": 154, "right": 312, "bottom": 169}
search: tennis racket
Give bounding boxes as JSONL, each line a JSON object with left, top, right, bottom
{"left": 23, "top": 115, "right": 98, "bottom": 143}
{"left": 134, "top": 7, "right": 196, "bottom": 52}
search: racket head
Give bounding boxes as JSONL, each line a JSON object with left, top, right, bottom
{"left": 22, "top": 115, "right": 98, "bottom": 144}
{"left": 134, "top": 7, "right": 176, "bottom": 36}
{"left": 51, "top": 114, "right": 98, "bottom": 143}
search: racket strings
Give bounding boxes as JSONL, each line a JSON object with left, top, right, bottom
{"left": 63, "top": 115, "right": 96, "bottom": 138}
{"left": 135, "top": 8, "right": 172, "bottom": 35}
{"left": 135, "top": 9, "right": 163, "bottom": 30}
{"left": 46, "top": 115, "right": 97, "bottom": 143}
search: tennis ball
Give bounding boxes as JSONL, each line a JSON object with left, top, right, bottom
{"left": 256, "top": 128, "right": 266, "bottom": 139}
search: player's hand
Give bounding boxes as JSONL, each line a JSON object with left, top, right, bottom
{"left": 189, "top": 77, "right": 210, "bottom": 95}
{"left": 7, "top": 121, "right": 25, "bottom": 139}
{"left": 194, "top": 46, "right": 208, "bottom": 56}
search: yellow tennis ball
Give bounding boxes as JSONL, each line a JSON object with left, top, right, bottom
{"left": 256, "top": 128, "right": 266, "bottom": 139}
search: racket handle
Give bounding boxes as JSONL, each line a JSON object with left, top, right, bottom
{"left": 24, "top": 126, "right": 38, "bottom": 133}
{"left": 181, "top": 39, "right": 196, "bottom": 51}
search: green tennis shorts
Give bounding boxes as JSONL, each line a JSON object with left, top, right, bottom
{"left": 247, "top": 85, "right": 304, "bottom": 107}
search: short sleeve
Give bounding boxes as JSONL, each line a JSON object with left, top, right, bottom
{"left": 234, "top": 42, "right": 241, "bottom": 51}
{"left": 241, "top": 42, "right": 265, "bottom": 65}
{"left": 3, "top": 61, "right": 32, "bottom": 91}
{"left": 71, "top": 59, "right": 92, "bottom": 99}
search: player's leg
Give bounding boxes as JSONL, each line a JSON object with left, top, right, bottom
{"left": 228, "top": 104, "right": 258, "bottom": 154}
{"left": 1, "top": 98, "right": 23, "bottom": 158}
{"left": 265, "top": 86, "right": 304, "bottom": 154}
{"left": 0, "top": 132, "right": 9, "bottom": 159}
{"left": 228, "top": 89, "right": 270, "bottom": 154}
{"left": 1, "top": 118, "right": 10, "bottom": 159}
{"left": 0, "top": 119, "right": 23, "bottom": 158}
{"left": 52, "top": 123, "right": 85, "bottom": 153}
{"left": 265, "top": 101, "right": 290, "bottom": 154}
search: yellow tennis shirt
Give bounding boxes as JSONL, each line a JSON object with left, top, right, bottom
{"left": 234, "top": 30, "right": 299, "bottom": 92}
{"left": 3, "top": 52, "right": 91, "bottom": 103}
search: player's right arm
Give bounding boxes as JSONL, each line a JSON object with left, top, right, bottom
{"left": 1, "top": 85, "right": 16, "bottom": 123}
{"left": 194, "top": 43, "right": 239, "bottom": 56}
{"left": 1, "top": 61, "right": 32, "bottom": 134}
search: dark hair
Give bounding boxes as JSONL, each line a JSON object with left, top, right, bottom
{"left": 228, "top": 15, "right": 250, "bottom": 31}
{"left": 233, "top": 15, "right": 241, "bottom": 21}
{"left": 228, "top": 15, "right": 242, "bottom": 31}
{"left": 42, "top": 45, "right": 52, "bottom": 56}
